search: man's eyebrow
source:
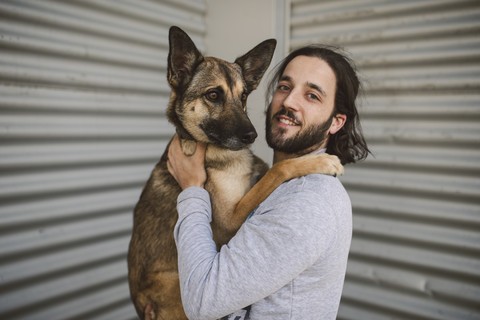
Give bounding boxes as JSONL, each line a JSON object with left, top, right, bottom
{"left": 306, "top": 81, "right": 327, "bottom": 98}
{"left": 280, "top": 75, "right": 327, "bottom": 98}
{"left": 279, "top": 74, "right": 328, "bottom": 99}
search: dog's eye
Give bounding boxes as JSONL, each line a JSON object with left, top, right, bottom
{"left": 206, "top": 91, "right": 219, "bottom": 102}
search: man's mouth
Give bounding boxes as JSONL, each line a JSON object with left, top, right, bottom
{"left": 277, "top": 115, "right": 300, "bottom": 126}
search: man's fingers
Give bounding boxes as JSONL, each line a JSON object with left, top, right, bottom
{"left": 169, "top": 134, "right": 181, "bottom": 158}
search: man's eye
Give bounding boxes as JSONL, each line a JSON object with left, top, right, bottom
{"left": 308, "top": 93, "right": 319, "bottom": 101}
{"left": 277, "top": 85, "right": 289, "bottom": 91}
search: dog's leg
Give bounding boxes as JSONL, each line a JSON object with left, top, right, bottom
{"left": 230, "top": 153, "right": 343, "bottom": 228}
{"left": 135, "top": 271, "right": 187, "bottom": 320}
{"left": 180, "top": 138, "right": 197, "bottom": 156}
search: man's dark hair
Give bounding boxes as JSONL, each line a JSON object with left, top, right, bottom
{"left": 266, "top": 45, "right": 370, "bottom": 165}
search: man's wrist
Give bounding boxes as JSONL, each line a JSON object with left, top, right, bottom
{"left": 180, "top": 181, "right": 205, "bottom": 190}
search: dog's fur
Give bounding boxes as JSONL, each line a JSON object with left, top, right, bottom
{"left": 128, "top": 26, "right": 343, "bottom": 320}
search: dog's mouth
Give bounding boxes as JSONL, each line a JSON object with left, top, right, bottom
{"left": 206, "top": 133, "right": 250, "bottom": 151}
{"left": 201, "top": 122, "right": 256, "bottom": 151}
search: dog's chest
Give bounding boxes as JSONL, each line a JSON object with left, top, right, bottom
{"left": 204, "top": 151, "right": 253, "bottom": 214}
{"left": 207, "top": 167, "right": 250, "bottom": 198}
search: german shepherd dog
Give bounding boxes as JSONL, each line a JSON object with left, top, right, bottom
{"left": 128, "top": 26, "right": 343, "bottom": 320}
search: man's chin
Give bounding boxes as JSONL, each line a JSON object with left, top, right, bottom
{"left": 266, "top": 134, "right": 293, "bottom": 152}
{"left": 267, "top": 127, "right": 329, "bottom": 155}
{"left": 272, "top": 123, "right": 300, "bottom": 137}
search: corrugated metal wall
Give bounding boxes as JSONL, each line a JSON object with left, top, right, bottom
{"left": 3, "top": 0, "right": 480, "bottom": 319}
{"left": 290, "top": 0, "right": 480, "bottom": 319}
{"left": 0, "top": 1, "right": 206, "bottom": 319}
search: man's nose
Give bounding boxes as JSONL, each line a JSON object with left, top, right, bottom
{"left": 282, "top": 90, "right": 301, "bottom": 111}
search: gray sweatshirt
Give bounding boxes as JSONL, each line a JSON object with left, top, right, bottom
{"left": 174, "top": 173, "right": 352, "bottom": 320}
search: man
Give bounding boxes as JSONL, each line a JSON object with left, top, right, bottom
{"left": 167, "top": 45, "right": 369, "bottom": 319}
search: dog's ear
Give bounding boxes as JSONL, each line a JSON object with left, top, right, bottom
{"left": 168, "top": 26, "right": 203, "bottom": 88}
{"left": 235, "top": 39, "right": 277, "bottom": 92}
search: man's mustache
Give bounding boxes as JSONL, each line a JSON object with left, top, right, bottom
{"left": 273, "top": 106, "right": 302, "bottom": 125}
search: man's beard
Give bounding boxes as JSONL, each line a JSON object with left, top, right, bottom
{"left": 265, "top": 103, "right": 333, "bottom": 155}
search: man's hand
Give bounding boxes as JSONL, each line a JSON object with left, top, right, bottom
{"left": 167, "top": 134, "right": 207, "bottom": 189}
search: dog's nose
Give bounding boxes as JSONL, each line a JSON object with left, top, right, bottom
{"left": 241, "top": 130, "right": 257, "bottom": 144}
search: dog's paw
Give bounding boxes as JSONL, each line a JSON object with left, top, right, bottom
{"left": 312, "top": 153, "right": 344, "bottom": 177}
{"left": 181, "top": 139, "right": 197, "bottom": 156}
{"left": 273, "top": 153, "right": 344, "bottom": 181}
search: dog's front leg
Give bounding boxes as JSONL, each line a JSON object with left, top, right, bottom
{"left": 229, "top": 153, "right": 344, "bottom": 230}
{"left": 180, "top": 138, "right": 197, "bottom": 156}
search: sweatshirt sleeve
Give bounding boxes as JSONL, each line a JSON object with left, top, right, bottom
{"left": 174, "top": 181, "right": 339, "bottom": 320}
{"left": 173, "top": 187, "right": 218, "bottom": 312}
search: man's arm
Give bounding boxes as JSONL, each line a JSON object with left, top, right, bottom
{"left": 174, "top": 182, "right": 338, "bottom": 319}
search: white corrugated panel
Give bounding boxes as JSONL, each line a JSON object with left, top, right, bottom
{"left": 290, "top": 0, "right": 480, "bottom": 319}
{"left": 0, "top": 1, "right": 206, "bottom": 319}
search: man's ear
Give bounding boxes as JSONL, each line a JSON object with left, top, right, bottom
{"left": 167, "top": 26, "right": 204, "bottom": 88}
{"left": 234, "top": 39, "right": 277, "bottom": 93}
{"left": 329, "top": 114, "right": 347, "bottom": 135}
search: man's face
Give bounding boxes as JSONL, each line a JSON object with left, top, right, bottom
{"left": 266, "top": 55, "right": 344, "bottom": 155}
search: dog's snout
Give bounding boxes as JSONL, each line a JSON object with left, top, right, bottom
{"left": 241, "top": 130, "right": 257, "bottom": 144}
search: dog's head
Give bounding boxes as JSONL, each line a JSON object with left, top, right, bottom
{"left": 166, "top": 26, "right": 276, "bottom": 150}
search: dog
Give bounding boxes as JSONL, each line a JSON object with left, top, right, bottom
{"left": 128, "top": 26, "right": 344, "bottom": 320}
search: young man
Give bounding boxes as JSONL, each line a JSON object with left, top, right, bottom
{"left": 167, "top": 45, "right": 369, "bottom": 319}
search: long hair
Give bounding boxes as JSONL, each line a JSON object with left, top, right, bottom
{"left": 265, "top": 45, "right": 370, "bottom": 165}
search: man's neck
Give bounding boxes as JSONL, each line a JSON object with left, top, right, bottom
{"left": 272, "top": 151, "right": 294, "bottom": 164}
{"left": 272, "top": 146, "right": 327, "bottom": 165}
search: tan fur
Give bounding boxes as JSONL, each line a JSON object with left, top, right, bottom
{"left": 127, "top": 26, "right": 343, "bottom": 320}
{"left": 204, "top": 145, "right": 257, "bottom": 246}
{"left": 233, "top": 153, "right": 344, "bottom": 223}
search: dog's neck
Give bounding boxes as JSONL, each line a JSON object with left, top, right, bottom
{"left": 204, "top": 145, "right": 252, "bottom": 170}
